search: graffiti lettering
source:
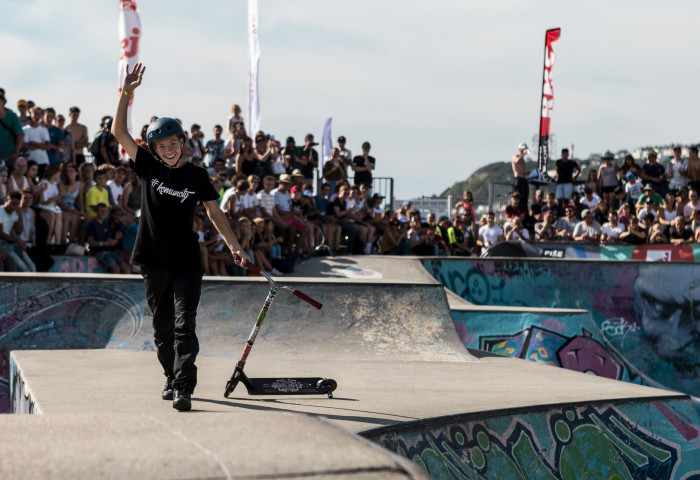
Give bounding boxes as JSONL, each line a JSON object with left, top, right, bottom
{"left": 601, "top": 317, "right": 637, "bottom": 340}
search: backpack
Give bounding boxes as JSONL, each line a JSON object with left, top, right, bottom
{"left": 89, "top": 132, "right": 103, "bottom": 158}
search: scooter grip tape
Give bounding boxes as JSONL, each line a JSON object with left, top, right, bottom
{"left": 292, "top": 289, "right": 322, "bottom": 309}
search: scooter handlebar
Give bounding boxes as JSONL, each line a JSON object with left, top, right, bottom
{"left": 291, "top": 289, "right": 323, "bottom": 309}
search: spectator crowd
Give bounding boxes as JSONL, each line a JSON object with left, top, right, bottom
{"left": 2, "top": 88, "right": 700, "bottom": 274}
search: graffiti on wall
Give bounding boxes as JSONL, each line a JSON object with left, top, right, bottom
{"left": 366, "top": 400, "right": 700, "bottom": 480}
{"left": 0, "top": 282, "right": 148, "bottom": 413}
{"left": 425, "top": 259, "right": 700, "bottom": 399}
{"left": 456, "top": 313, "right": 626, "bottom": 380}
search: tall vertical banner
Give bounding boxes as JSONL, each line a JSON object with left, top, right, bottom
{"left": 321, "top": 117, "right": 333, "bottom": 166}
{"left": 537, "top": 27, "right": 561, "bottom": 177}
{"left": 118, "top": 0, "right": 141, "bottom": 133}
{"left": 248, "top": 0, "right": 261, "bottom": 137}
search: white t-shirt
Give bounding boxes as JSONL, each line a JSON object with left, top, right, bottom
{"left": 220, "top": 187, "right": 237, "bottom": 214}
{"left": 503, "top": 221, "right": 530, "bottom": 241}
{"left": 602, "top": 222, "right": 624, "bottom": 239}
{"left": 270, "top": 155, "right": 287, "bottom": 175}
{"left": 580, "top": 193, "right": 601, "bottom": 211}
{"left": 23, "top": 125, "right": 51, "bottom": 165}
{"left": 478, "top": 224, "right": 504, "bottom": 248}
{"left": 0, "top": 206, "right": 19, "bottom": 237}
{"left": 107, "top": 180, "right": 124, "bottom": 205}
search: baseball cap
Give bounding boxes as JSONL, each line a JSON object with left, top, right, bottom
{"left": 626, "top": 172, "right": 636, "bottom": 180}
{"left": 581, "top": 209, "right": 591, "bottom": 219}
{"left": 338, "top": 136, "right": 346, "bottom": 143}
{"left": 643, "top": 184, "right": 653, "bottom": 191}
{"left": 291, "top": 169, "right": 304, "bottom": 177}
{"left": 518, "top": 142, "right": 529, "bottom": 150}
{"left": 602, "top": 151, "right": 614, "bottom": 160}
{"left": 372, "top": 193, "right": 384, "bottom": 200}
{"left": 290, "top": 185, "right": 301, "bottom": 193}
{"left": 278, "top": 174, "right": 292, "bottom": 183}
{"left": 17, "top": 99, "right": 27, "bottom": 107}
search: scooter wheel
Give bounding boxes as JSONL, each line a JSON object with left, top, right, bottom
{"left": 317, "top": 378, "right": 337, "bottom": 392}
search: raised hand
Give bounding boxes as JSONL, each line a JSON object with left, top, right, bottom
{"left": 122, "top": 63, "right": 146, "bottom": 94}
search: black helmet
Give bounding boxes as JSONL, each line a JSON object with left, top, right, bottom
{"left": 146, "top": 117, "right": 185, "bottom": 152}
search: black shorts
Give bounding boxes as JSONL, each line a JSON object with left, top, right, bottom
{"left": 602, "top": 185, "right": 617, "bottom": 193}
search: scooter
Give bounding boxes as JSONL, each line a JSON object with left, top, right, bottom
{"left": 224, "top": 256, "right": 337, "bottom": 399}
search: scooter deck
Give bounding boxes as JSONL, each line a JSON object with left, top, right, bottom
{"left": 243, "top": 376, "right": 337, "bottom": 396}
{"left": 225, "top": 368, "right": 337, "bottom": 398}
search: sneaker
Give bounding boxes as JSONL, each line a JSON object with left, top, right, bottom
{"left": 172, "top": 390, "right": 191, "bottom": 411}
{"left": 162, "top": 377, "right": 173, "bottom": 401}
{"left": 271, "top": 268, "right": 283, "bottom": 276}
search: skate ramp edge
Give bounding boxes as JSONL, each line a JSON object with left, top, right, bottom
{"left": 0, "top": 411, "right": 427, "bottom": 480}
{"left": 361, "top": 396, "right": 700, "bottom": 479}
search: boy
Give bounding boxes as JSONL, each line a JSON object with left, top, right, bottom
{"left": 111, "top": 63, "right": 249, "bottom": 411}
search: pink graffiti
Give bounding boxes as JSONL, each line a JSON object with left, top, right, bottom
{"left": 454, "top": 323, "right": 474, "bottom": 344}
{"left": 57, "top": 257, "right": 102, "bottom": 273}
{"left": 654, "top": 401, "right": 700, "bottom": 442}
{"left": 541, "top": 318, "right": 568, "bottom": 333}
{"left": 558, "top": 331, "right": 623, "bottom": 380}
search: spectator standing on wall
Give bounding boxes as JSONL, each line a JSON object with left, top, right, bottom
{"left": 667, "top": 146, "right": 688, "bottom": 196}
{"left": 43, "top": 108, "right": 65, "bottom": 166}
{"left": 352, "top": 142, "right": 375, "bottom": 190}
{"left": 204, "top": 125, "right": 225, "bottom": 168}
{"left": 65, "top": 106, "right": 89, "bottom": 165}
{"left": 0, "top": 91, "right": 24, "bottom": 167}
{"left": 298, "top": 134, "right": 318, "bottom": 187}
{"left": 597, "top": 151, "right": 619, "bottom": 209}
{"left": 687, "top": 146, "right": 700, "bottom": 193}
{"left": 22, "top": 107, "right": 51, "bottom": 177}
{"left": 16, "top": 99, "right": 31, "bottom": 127}
{"left": 640, "top": 149, "right": 668, "bottom": 197}
{"left": 555, "top": 148, "right": 581, "bottom": 207}
{"left": 336, "top": 136, "right": 352, "bottom": 179}
{"left": 511, "top": 143, "right": 530, "bottom": 207}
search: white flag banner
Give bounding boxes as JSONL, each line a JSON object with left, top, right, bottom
{"left": 248, "top": 0, "right": 261, "bottom": 137}
{"left": 118, "top": 0, "right": 142, "bottom": 133}
{"left": 322, "top": 117, "right": 333, "bottom": 166}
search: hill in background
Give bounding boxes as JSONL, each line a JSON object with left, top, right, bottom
{"left": 440, "top": 160, "right": 538, "bottom": 202}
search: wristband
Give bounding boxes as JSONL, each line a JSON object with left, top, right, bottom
{"left": 122, "top": 90, "right": 131, "bottom": 96}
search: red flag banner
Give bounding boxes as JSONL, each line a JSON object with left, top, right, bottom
{"left": 537, "top": 28, "right": 561, "bottom": 176}
{"left": 118, "top": 0, "right": 142, "bottom": 133}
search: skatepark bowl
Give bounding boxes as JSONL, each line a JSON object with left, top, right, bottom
{"left": 1, "top": 261, "right": 699, "bottom": 479}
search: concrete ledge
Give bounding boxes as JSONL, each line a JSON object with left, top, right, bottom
{"left": 0, "top": 412, "right": 427, "bottom": 479}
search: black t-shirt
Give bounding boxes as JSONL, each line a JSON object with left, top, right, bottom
{"left": 296, "top": 147, "right": 318, "bottom": 179}
{"left": 352, "top": 155, "right": 375, "bottom": 186}
{"left": 555, "top": 159, "right": 579, "bottom": 184}
{"left": 86, "top": 218, "right": 112, "bottom": 253}
{"left": 327, "top": 197, "right": 346, "bottom": 218}
{"left": 130, "top": 146, "right": 219, "bottom": 271}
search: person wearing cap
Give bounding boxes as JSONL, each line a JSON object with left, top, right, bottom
{"left": 297, "top": 133, "right": 318, "bottom": 186}
{"left": 635, "top": 184, "right": 663, "bottom": 213}
{"left": 281, "top": 136, "right": 300, "bottom": 174}
{"left": 636, "top": 197, "right": 657, "bottom": 229}
{"left": 336, "top": 136, "right": 352, "bottom": 178}
{"left": 667, "top": 146, "right": 688, "bottom": 196}
{"left": 111, "top": 63, "right": 249, "bottom": 412}
{"left": 274, "top": 174, "right": 311, "bottom": 256}
{"left": 640, "top": 149, "right": 668, "bottom": 197}
{"left": 597, "top": 151, "right": 619, "bottom": 209}
{"left": 0, "top": 92, "right": 24, "bottom": 166}
{"left": 572, "top": 209, "right": 601, "bottom": 243}
{"left": 511, "top": 143, "right": 531, "bottom": 207}
{"left": 555, "top": 148, "right": 581, "bottom": 208}
{"left": 16, "top": 99, "right": 31, "bottom": 127}
{"left": 351, "top": 141, "right": 375, "bottom": 190}
{"left": 624, "top": 171, "right": 643, "bottom": 207}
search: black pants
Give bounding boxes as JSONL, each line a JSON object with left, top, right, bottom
{"left": 513, "top": 177, "right": 529, "bottom": 207}
{"left": 141, "top": 267, "right": 202, "bottom": 394}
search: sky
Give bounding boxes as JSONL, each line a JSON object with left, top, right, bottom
{"left": 3, "top": 0, "right": 700, "bottom": 199}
